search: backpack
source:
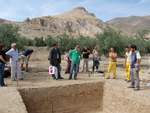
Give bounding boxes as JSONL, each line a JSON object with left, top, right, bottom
{"left": 135, "top": 51, "right": 140, "bottom": 72}
{"left": 47, "top": 56, "right": 50, "bottom": 60}
{"left": 4, "top": 68, "right": 11, "bottom": 78}
{"left": 48, "top": 49, "right": 57, "bottom": 60}
{"left": 94, "top": 50, "right": 101, "bottom": 61}
{"left": 64, "top": 53, "right": 68, "bottom": 61}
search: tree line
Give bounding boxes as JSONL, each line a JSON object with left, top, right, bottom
{"left": 0, "top": 24, "right": 150, "bottom": 57}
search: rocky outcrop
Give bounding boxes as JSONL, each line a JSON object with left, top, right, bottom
{"left": 0, "top": 7, "right": 109, "bottom": 39}
{"left": 23, "top": 18, "right": 30, "bottom": 23}
{"left": 18, "top": 7, "right": 108, "bottom": 38}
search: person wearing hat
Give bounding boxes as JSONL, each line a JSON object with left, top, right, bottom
{"left": 92, "top": 46, "right": 100, "bottom": 72}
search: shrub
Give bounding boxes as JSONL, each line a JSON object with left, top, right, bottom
{"left": 45, "top": 35, "right": 56, "bottom": 48}
{"left": 33, "top": 37, "right": 46, "bottom": 47}
{"left": 0, "top": 24, "right": 25, "bottom": 51}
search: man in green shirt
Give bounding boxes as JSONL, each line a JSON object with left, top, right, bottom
{"left": 69, "top": 45, "right": 82, "bottom": 80}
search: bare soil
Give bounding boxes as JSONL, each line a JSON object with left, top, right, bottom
{"left": 0, "top": 47, "right": 150, "bottom": 113}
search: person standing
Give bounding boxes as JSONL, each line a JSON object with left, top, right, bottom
{"left": 106, "top": 47, "right": 118, "bottom": 79}
{"left": 65, "top": 48, "right": 73, "bottom": 74}
{"left": 6, "top": 43, "right": 24, "bottom": 81}
{"left": 128, "top": 45, "right": 141, "bottom": 91}
{"left": 0, "top": 43, "right": 7, "bottom": 86}
{"left": 123, "top": 46, "right": 132, "bottom": 83}
{"left": 69, "top": 45, "right": 82, "bottom": 80}
{"left": 50, "top": 42, "right": 63, "bottom": 80}
{"left": 82, "top": 44, "right": 90, "bottom": 72}
{"left": 74, "top": 45, "right": 80, "bottom": 72}
{"left": 92, "top": 46, "right": 100, "bottom": 72}
{"left": 21, "top": 49, "right": 34, "bottom": 72}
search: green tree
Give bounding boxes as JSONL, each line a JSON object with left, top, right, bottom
{"left": 0, "top": 24, "right": 25, "bottom": 51}
{"left": 135, "top": 29, "right": 150, "bottom": 40}
{"left": 45, "top": 35, "right": 56, "bottom": 47}
{"left": 95, "top": 28, "right": 125, "bottom": 57}
{"left": 33, "top": 37, "right": 46, "bottom": 47}
{"left": 95, "top": 28, "right": 150, "bottom": 57}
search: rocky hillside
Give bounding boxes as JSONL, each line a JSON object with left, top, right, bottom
{"left": 106, "top": 15, "right": 150, "bottom": 34}
{"left": 0, "top": 7, "right": 109, "bottom": 39}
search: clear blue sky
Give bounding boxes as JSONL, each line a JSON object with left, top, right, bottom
{"left": 0, "top": 0, "right": 150, "bottom": 22}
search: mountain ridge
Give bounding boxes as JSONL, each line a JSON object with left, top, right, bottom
{"left": 1, "top": 7, "right": 150, "bottom": 38}
{"left": 10, "top": 7, "right": 108, "bottom": 39}
{"left": 106, "top": 15, "right": 150, "bottom": 34}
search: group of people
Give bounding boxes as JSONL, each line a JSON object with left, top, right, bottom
{"left": 50, "top": 42, "right": 100, "bottom": 80}
{"left": 0, "top": 42, "right": 142, "bottom": 91}
{"left": 106, "top": 45, "right": 142, "bottom": 91}
{"left": 50, "top": 42, "right": 142, "bottom": 91}
{"left": 0, "top": 43, "right": 33, "bottom": 86}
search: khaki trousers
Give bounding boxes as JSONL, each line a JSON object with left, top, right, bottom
{"left": 130, "top": 68, "right": 140, "bottom": 88}
{"left": 82, "top": 58, "right": 89, "bottom": 71}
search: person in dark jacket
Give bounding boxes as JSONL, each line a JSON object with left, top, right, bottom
{"left": 50, "top": 42, "right": 63, "bottom": 80}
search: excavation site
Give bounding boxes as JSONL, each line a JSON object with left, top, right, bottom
{"left": 17, "top": 81, "right": 150, "bottom": 113}
{"left": 1, "top": 47, "right": 150, "bottom": 113}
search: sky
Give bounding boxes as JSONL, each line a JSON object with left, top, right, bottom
{"left": 0, "top": 0, "right": 150, "bottom": 22}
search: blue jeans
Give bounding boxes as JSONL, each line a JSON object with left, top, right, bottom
{"left": 52, "top": 60, "right": 62, "bottom": 79}
{"left": 74, "top": 60, "right": 80, "bottom": 72}
{"left": 0, "top": 62, "right": 5, "bottom": 86}
{"left": 69, "top": 62, "right": 79, "bottom": 79}
{"left": 92, "top": 58, "right": 98, "bottom": 72}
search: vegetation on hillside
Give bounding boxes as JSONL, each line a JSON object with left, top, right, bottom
{"left": 0, "top": 24, "right": 150, "bottom": 57}
{"left": 95, "top": 28, "right": 150, "bottom": 57}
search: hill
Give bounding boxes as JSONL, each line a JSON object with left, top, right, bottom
{"left": 0, "top": 7, "right": 109, "bottom": 39}
{"left": 106, "top": 15, "right": 150, "bottom": 35}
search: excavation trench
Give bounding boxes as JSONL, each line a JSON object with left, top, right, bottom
{"left": 18, "top": 81, "right": 150, "bottom": 113}
{"left": 19, "top": 82, "right": 104, "bottom": 113}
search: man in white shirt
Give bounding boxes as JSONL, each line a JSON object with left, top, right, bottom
{"left": 128, "top": 45, "right": 141, "bottom": 91}
{"left": 123, "top": 46, "right": 132, "bottom": 83}
{"left": 6, "top": 43, "right": 24, "bottom": 81}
